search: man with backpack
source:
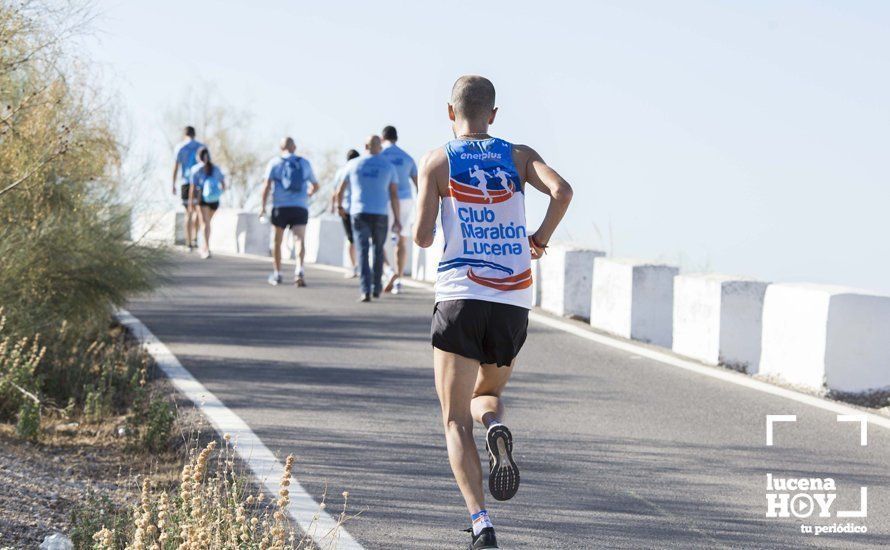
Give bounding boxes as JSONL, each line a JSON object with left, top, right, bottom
{"left": 172, "top": 125, "right": 204, "bottom": 250}
{"left": 260, "top": 137, "right": 319, "bottom": 287}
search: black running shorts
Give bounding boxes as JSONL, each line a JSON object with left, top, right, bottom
{"left": 271, "top": 206, "right": 308, "bottom": 229}
{"left": 180, "top": 183, "right": 194, "bottom": 206}
{"left": 431, "top": 299, "right": 529, "bottom": 367}
{"left": 199, "top": 199, "right": 219, "bottom": 211}
{"left": 340, "top": 212, "right": 354, "bottom": 243}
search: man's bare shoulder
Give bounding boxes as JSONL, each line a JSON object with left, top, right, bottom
{"left": 419, "top": 146, "right": 448, "bottom": 173}
{"left": 511, "top": 143, "right": 541, "bottom": 162}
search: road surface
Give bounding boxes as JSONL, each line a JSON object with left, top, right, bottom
{"left": 126, "top": 251, "right": 890, "bottom": 549}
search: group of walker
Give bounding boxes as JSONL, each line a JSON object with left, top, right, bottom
{"left": 171, "top": 126, "right": 416, "bottom": 300}
{"left": 170, "top": 75, "right": 573, "bottom": 549}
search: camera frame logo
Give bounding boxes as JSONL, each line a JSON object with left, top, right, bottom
{"left": 765, "top": 414, "right": 868, "bottom": 536}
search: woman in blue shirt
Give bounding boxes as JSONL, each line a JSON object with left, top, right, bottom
{"left": 188, "top": 147, "right": 226, "bottom": 259}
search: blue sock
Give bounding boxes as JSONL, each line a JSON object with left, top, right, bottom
{"left": 471, "top": 509, "right": 493, "bottom": 535}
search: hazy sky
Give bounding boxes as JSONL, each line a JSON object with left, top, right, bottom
{"left": 85, "top": 1, "right": 889, "bottom": 293}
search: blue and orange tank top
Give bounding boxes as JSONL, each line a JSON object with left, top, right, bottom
{"left": 435, "top": 137, "right": 533, "bottom": 309}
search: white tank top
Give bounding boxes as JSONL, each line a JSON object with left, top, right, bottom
{"left": 435, "top": 137, "right": 533, "bottom": 309}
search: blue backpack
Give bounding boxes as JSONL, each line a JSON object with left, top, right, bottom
{"left": 280, "top": 156, "right": 304, "bottom": 193}
{"left": 202, "top": 170, "right": 223, "bottom": 202}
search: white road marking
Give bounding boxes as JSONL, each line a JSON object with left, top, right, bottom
{"left": 116, "top": 308, "right": 365, "bottom": 550}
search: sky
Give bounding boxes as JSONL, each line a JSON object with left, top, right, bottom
{"left": 83, "top": 0, "right": 890, "bottom": 293}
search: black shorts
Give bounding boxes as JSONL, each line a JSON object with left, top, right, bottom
{"left": 199, "top": 199, "right": 219, "bottom": 211}
{"left": 180, "top": 183, "right": 194, "bottom": 206}
{"left": 271, "top": 206, "right": 308, "bottom": 229}
{"left": 340, "top": 213, "right": 354, "bottom": 243}
{"left": 431, "top": 299, "right": 529, "bottom": 367}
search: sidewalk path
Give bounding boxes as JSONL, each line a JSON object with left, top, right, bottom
{"left": 126, "top": 251, "right": 890, "bottom": 549}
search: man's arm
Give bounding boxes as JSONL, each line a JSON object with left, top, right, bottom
{"left": 172, "top": 161, "right": 180, "bottom": 194}
{"left": 260, "top": 178, "right": 272, "bottom": 217}
{"left": 518, "top": 145, "right": 573, "bottom": 259}
{"left": 413, "top": 149, "right": 443, "bottom": 248}
{"left": 335, "top": 173, "right": 349, "bottom": 216}
{"left": 389, "top": 181, "right": 401, "bottom": 233}
{"left": 306, "top": 161, "right": 319, "bottom": 196}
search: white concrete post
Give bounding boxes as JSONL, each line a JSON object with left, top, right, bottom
{"left": 538, "top": 245, "right": 605, "bottom": 318}
{"left": 590, "top": 258, "right": 679, "bottom": 347}
{"left": 759, "top": 284, "right": 890, "bottom": 392}
{"left": 672, "top": 274, "right": 768, "bottom": 372}
{"left": 305, "top": 215, "right": 347, "bottom": 266}
{"left": 131, "top": 211, "right": 182, "bottom": 245}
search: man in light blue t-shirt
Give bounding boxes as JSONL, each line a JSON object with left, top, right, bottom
{"left": 336, "top": 135, "right": 401, "bottom": 302}
{"left": 171, "top": 125, "right": 204, "bottom": 249}
{"left": 379, "top": 125, "right": 418, "bottom": 295}
{"left": 260, "top": 137, "right": 319, "bottom": 287}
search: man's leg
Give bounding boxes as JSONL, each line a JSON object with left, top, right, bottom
{"left": 353, "top": 215, "right": 372, "bottom": 296}
{"left": 293, "top": 224, "right": 306, "bottom": 285}
{"left": 434, "top": 347, "right": 486, "bottom": 515}
{"left": 470, "top": 361, "right": 514, "bottom": 428}
{"left": 370, "top": 215, "right": 387, "bottom": 296}
{"left": 183, "top": 203, "right": 192, "bottom": 247}
{"left": 273, "top": 226, "right": 284, "bottom": 273}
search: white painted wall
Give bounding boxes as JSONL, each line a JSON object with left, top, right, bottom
{"left": 132, "top": 210, "right": 183, "bottom": 245}
{"left": 760, "top": 284, "right": 890, "bottom": 392}
{"left": 206, "top": 210, "right": 271, "bottom": 256}
{"left": 305, "top": 215, "right": 346, "bottom": 266}
{"left": 672, "top": 274, "right": 768, "bottom": 372}
{"left": 538, "top": 245, "right": 604, "bottom": 318}
{"left": 591, "top": 258, "right": 678, "bottom": 347}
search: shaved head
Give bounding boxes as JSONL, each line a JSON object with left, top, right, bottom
{"left": 280, "top": 136, "right": 296, "bottom": 153}
{"left": 365, "top": 134, "right": 382, "bottom": 154}
{"left": 450, "top": 75, "right": 496, "bottom": 121}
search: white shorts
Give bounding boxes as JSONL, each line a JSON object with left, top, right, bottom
{"left": 396, "top": 198, "right": 415, "bottom": 238}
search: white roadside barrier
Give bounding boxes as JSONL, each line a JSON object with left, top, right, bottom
{"left": 672, "top": 274, "right": 769, "bottom": 373}
{"left": 590, "top": 257, "right": 678, "bottom": 347}
{"left": 538, "top": 245, "right": 604, "bottom": 319}
{"left": 411, "top": 228, "right": 444, "bottom": 282}
{"left": 305, "top": 215, "right": 346, "bottom": 267}
{"left": 208, "top": 209, "right": 270, "bottom": 256}
{"left": 759, "top": 284, "right": 890, "bottom": 393}
{"left": 530, "top": 260, "right": 542, "bottom": 307}
{"left": 132, "top": 210, "right": 184, "bottom": 245}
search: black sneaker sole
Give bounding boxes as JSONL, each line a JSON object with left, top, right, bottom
{"left": 486, "top": 425, "right": 519, "bottom": 501}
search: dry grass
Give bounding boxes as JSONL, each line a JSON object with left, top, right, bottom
{"left": 91, "top": 436, "right": 350, "bottom": 550}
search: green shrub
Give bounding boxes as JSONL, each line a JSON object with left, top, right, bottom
{"left": 69, "top": 492, "right": 131, "bottom": 550}
{"left": 15, "top": 400, "right": 40, "bottom": 440}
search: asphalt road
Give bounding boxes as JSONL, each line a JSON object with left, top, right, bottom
{"left": 126, "top": 251, "right": 890, "bottom": 549}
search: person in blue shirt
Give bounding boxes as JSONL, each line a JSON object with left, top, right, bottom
{"left": 379, "top": 125, "right": 418, "bottom": 295}
{"left": 329, "top": 148, "right": 361, "bottom": 278}
{"left": 260, "top": 137, "right": 319, "bottom": 287}
{"left": 188, "top": 146, "right": 226, "bottom": 259}
{"left": 335, "top": 135, "right": 401, "bottom": 302}
{"left": 172, "top": 126, "right": 204, "bottom": 250}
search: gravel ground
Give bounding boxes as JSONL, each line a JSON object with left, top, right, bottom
{"left": 0, "top": 377, "right": 208, "bottom": 549}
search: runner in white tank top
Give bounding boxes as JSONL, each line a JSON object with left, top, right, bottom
{"left": 413, "top": 75, "right": 573, "bottom": 550}
{"left": 436, "top": 137, "right": 533, "bottom": 308}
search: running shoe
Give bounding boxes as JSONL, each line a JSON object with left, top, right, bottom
{"left": 200, "top": 250, "right": 211, "bottom": 259}
{"left": 358, "top": 293, "right": 371, "bottom": 303}
{"left": 268, "top": 273, "right": 282, "bottom": 286}
{"left": 343, "top": 269, "right": 355, "bottom": 279}
{"left": 295, "top": 275, "right": 306, "bottom": 287}
{"left": 465, "top": 527, "right": 498, "bottom": 549}
{"left": 486, "top": 424, "right": 520, "bottom": 501}
{"left": 391, "top": 280, "right": 402, "bottom": 295}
